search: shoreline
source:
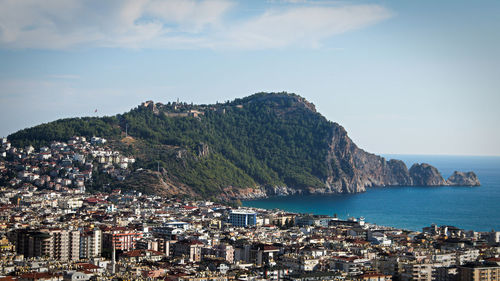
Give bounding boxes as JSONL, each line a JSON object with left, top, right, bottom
{"left": 242, "top": 184, "right": 499, "bottom": 232}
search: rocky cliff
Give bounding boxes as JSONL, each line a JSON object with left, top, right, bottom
{"left": 322, "top": 124, "right": 415, "bottom": 193}
{"left": 304, "top": 122, "right": 480, "bottom": 194}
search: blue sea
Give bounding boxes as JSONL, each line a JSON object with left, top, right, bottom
{"left": 243, "top": 155, "right": 500, "bottom": 232}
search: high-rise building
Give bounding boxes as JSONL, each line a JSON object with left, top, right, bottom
{"left": 228, "top": 210, "right": 257, "bottom": 227}
{"left": 136, "top": 237, "right": 174, "bottom": 256}
{"left": 215, "top": 243, "right": 234, "bottom": 263}
{"left": 103, "top": 227, "right": 143, "bottom": 252}
{"left": 51, "top": 229, "right": 70, "bottom": 261}
{"left": 173, "top": 239, "right": 203, "bottom": 262}
{"left": 458, "top": 262, "right": 500, "bottom": 281}
{"left": 80, "top": 228, "right": 102, "bottom": 259}
{"left": 14, "top": 228, "right": 80, "bottom": 261}
{"left": 15, "top": 229, "right": 52, "bottom": 258}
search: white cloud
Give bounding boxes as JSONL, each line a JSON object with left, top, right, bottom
{"left": 0, "top": 0, "right": 391, "bottom": 50}
{"left": 219, "top": 5, "right": 392, "bottom": 49}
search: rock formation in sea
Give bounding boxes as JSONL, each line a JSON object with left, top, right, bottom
{"left": 446, "top": 171, "right": 481, "bottom": 186}
{"left": 409, "top": 163, "right": 447, "bottom": 186}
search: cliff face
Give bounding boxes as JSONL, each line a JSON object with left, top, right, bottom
{"left": 319, "top": 123, "right": 479, "bottom": 193}
{"left": 322, "top": 123, "right": 412, "bottom": 193}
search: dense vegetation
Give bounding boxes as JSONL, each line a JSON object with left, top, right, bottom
{"left": 8, "top": 93, "right": 335, "bottom": 197}
{"left": 9, "top": 117, "right": 122, "bottom": 148}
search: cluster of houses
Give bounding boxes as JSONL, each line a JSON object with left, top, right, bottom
{"left": 0, "top": 186, "right": 499, "bottom": 280}
{"left": 0, "top": 136, "right": 135, "bottom": 194}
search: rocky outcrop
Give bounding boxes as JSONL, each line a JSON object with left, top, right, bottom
{"left": 322, "top": 123, "right": 479, "bottom": 193}
{"left": 118, "top": 169, "right": 196, "bottom": 197}
{"left": 324, "top": 123, "right": 414, "bottom": 193}
{"left": 223, "top": 186, "right": 267, "bottom": 200}
{"left": 409, "top": 163, "right": 446, "bottom": 186}
{"left": 446, "top": 171, "right": 480, "bottom": 186}
{"left": 265, "top": 185, "right": 302, "bottom": 196}
{"left": 197, "top": 142, "right": 210, "bottom": 157}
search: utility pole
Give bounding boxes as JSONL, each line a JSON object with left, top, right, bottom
{"left": 125, "top": 123, "right": 128, "bottom": 138}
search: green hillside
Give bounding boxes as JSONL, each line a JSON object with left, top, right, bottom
{"left": 8, "top": 92, "right": 334, "bottom": 197}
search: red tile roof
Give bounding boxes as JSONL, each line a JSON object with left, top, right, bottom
{"left": 19, "top": 272, "right": 61, "bottom": 280}
{"left": 76, "top": 263, "right": 101, "bottom": 270}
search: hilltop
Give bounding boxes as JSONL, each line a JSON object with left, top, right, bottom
{"left": 7, "top": 92, "right": 480, "bottom": 200}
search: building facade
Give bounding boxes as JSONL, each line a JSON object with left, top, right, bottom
{"left": 229, "top": 210, "right": 257, "bottom": 227}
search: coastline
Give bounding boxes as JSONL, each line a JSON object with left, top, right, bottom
{"left": 243, "top": 182, "right": 499, "bottom": 232}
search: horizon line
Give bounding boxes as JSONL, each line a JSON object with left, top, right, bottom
{"left": 379, "top": 153, "right": 500, "bottom": 158}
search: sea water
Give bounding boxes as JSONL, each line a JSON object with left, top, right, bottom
{"left": 243, "top": 155, "right": 500, "bottom": 232}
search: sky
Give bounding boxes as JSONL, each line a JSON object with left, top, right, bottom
{"left": 0, "top": 0, "right": 499, "bottom": 156}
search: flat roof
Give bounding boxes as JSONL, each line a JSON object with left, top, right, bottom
{"left": 230, "top": 210, "right": 256, "bottom": 215}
